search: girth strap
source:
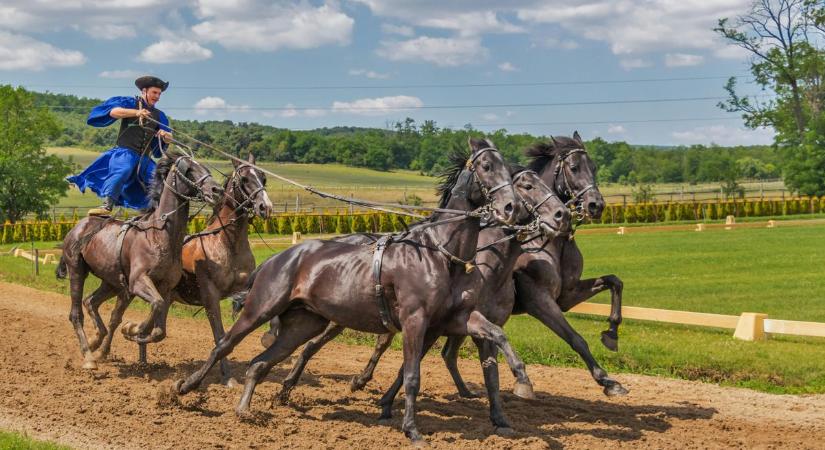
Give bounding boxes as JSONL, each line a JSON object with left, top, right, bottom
{"left": 115, "top": 219, "right": 137, "bottom": 290}
{"left": 372, "top": 235, "right": 400, "bottom": 333}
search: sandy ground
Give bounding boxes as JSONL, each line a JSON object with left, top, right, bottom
{"left": 0, "top": 281, "right": 823, "bottom": 449}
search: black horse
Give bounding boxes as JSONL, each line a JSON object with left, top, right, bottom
{"left": 171, "top": 138, "right": 531, "bottom": 444}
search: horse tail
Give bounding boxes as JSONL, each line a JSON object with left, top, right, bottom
{"left": 55, "top": 254, "right": 68, "bottom": 280}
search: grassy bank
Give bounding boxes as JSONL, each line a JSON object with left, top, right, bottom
{"left": 0, "top": 430, "right": 70, "bottom": 450}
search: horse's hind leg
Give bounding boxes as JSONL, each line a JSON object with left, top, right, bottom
{"left": 275, "top": 322, "right": 344, "bottom": 405}
{"left": 351, "top": 332, "right": 395, "bottom": 392}
{"left": 441, "top": 335, "right": 479, "bottom": 398}
{"left": 557, "top": 275, "right": 623, "bottom": 351}
{"left": 377, "top": 330, "right": 440, "bottom": 421}
{"left": 83, "top": 282, "right": 119, "bottom": 352}
{"left": 67, "top": 266, "right": 96, "bottom": 369}
{"left": 199, "top": 278, "right": 235, "bottom": 385}
{"left": 236, "top": 309, "right": 329, "bottom": 415}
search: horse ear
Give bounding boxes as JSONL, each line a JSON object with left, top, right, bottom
{"left": 232, "top": 157, "right": 241, "bottom": 168}
{"left": 573, "top": 130, "right": 583, "bottom": 144}
{"left": 551, "top": 135, "right": 560, "bottom": 147}
{"left": 483, "top": 138, "right": 496, "bottom": 149}
{"left": 247, "top": 152, "right": 256, "bottom": 164}
{"left": 468, "top": 137, "right": 486, "bottom": 153}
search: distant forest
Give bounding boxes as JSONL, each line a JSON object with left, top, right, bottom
{"left": 33, "top": 90, "right": 780, "bottom": 184}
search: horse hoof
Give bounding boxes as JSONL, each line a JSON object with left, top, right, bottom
{"left": 494, "top": 426, "right": 515, "bottom": 437}
{"left": 260, "top": 332, "right": 276, "bottom": 349}
{"left": 171, "top": 379, "right": 185, "bottom": 395}
{"left": 350, "top": 376, "right": 367, "bottom": 392}
{"left": 405, "top": 430, "right": 427, "bottom": 447}
{"left": 121, "top": 322, "right": 139, "bottom": 337}
{"left": 87, "top": 337, "right": 101, "bottom": 351}
{"left": 604, "top": 383, "right": 629, "bottom": 397}
{"left": 600, "top": 330, "right": 619, "bottom": 352}
{"left": 91, "top": 350, "right": 108, "bottom": 362}
{"left": 513, "top": 381, "right": 536, "bottom": 400}
{"left": 224, "top": 377, "right": 240, "bottom": 389}
{"left": 458, "top": 389, "right": 480, "bottom": 399}
{"left": 81, "top": 359, "right": 98, "bottom": 370}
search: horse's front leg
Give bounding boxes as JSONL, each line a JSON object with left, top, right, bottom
{"left": 82, "top": 282, "right": 119, "bottom": 352}
{"left": 471, "top": 336, "right": 512, "bottom": 434}
{"left": 441, "top": 335, "right": 479, "bottom": 398}
{"left": 557, "top": 275, "right": 623, "bottom": 351}
{"left": 519, "top": 279, "right": 628, "bottom": 396}
{"left": 93, "top": 291, "right": 133, "bottom": 361}
{"left": 464, "top": 310, "right": 535, "bottom": 400}
{"left": 198, "top": 276, "right": 235, "bottom": 385}
{"left": 121, "top": 274, "right": 169, "bottom": 346}
{"left": 399, "top": 312, "right": 428, "bottom": 444}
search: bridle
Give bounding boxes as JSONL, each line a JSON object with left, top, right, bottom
{"left": 553, "top": 148, "right": 596, "bottom": 223}
{"left": 163, "top": 156, "right": 213, "bottom": 204}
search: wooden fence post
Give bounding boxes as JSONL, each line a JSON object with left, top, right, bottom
{"left": 733, "top": 313, "right": 768, "bottom": 341}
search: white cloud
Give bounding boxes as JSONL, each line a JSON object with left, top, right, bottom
{"left": 193, "top": 96, "right": 249, "bottom": 115}
{"left": 671, "top": 125, "right": 774, "bottom": 146}
{"left": 0, "top": 31, "right": 86, "bottom": 71}
{"left": 85, "top": 24, "right": 137, "bottom": 40}
{"left": 482, "top": 113, "right": 500, "bottom": 121}
{"left": 279, "top": 103, "right": 327, "bottom": 118}
{"left": 516, "top": 0, "right": 751, "bottom": 58}
{"left": 192, "top": 2, "right": 354, "bottom": 52}
{"left": 381, "top": 23, "right": 414, "bottom": 37}
{"left": 607, "top": 124, "right": 626, "bottom": 134}
{"left": 138, "top": 40, "right": 213, "bottom": 64}
{"left": 665, "top": 53, "right": 704, "bottom": 67}
{"left": 377, "top": 36, "right": 488, "bottom": 67}
{"left": 98, "top": 69, "right": 142, "bottom": 79}
{"left": 619, "top": 58, "right": 652, "bottom": 70}
{"left": 498, "top": 61, "right": 518, "bottom": 72}
{"left": 332, "top": 95, "right": 423, "bottom": 115}
{"left": 532, "top": 36, "right": 579, "bottom": 50}
{"left": 349, "top": 69, "right": 391, "bottom": 79}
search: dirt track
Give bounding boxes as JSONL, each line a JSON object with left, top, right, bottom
{"left": 0, "top": 281, "right": 823, "bottom": 449}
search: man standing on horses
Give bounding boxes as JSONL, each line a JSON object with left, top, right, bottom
{"left": 68, "top": 75, "right": 173, "bottom": 215}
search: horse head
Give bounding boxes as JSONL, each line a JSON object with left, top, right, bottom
{"left": 229, "top": 153, "right": 273, "bottom": 219}
{"left": 528, "top": 131, "right": 605, "bottom": 220}
{"left": 170, "top": 154, "right": 224, "bottom": 206}
{"left": 463, "top": 137, "right": 528, "bottom": 225}
{"left": 510, "top": 167, "right": 571, "bottom": 238}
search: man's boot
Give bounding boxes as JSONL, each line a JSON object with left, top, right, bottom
{"left": 88, "top": 197, "right": 115, "bottom": 216}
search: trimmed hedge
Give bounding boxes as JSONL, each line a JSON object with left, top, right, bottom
{"left": 3, "top": 197, "right": 822, "bottom": 244}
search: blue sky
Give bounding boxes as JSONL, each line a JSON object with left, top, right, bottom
{"left": 0, "top": 0, "right": 774, "bottom": 146}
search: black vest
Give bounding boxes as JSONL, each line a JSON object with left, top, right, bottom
{"left": 116, "top": 98, "right": 162, "bottom": 153}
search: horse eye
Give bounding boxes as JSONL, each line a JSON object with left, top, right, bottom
{"left": 570, "top": 166, "right": 579, "bottom": 174}
{"left": 482, "top": 162, "right": 491, "bottom": 171}
{"left": 524, "top": 184, "right": 533, "bottom": 190}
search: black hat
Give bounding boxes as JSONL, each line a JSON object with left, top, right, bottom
{"left": 135, "top": 75, "right": 169, "bottom": 92}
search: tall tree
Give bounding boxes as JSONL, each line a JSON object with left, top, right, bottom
{"left": 716, "top": 0, "right": 825, "bottom": 195}
{"left": 0, "top": 86, "right": 72, "bottom": 223}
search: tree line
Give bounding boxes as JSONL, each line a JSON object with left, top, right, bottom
{"left": 34, "top": 90, "right": 780, "bottom": 185}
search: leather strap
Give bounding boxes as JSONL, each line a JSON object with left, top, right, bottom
{"left": 372, "top": 234, "right": 400, "bottom": 333}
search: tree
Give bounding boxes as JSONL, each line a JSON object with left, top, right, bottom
{"left": 0, "top": 86, "right": 72, "bottom": 223}
{"left": 716, "top": 0, "right": 825, "bottom": 195}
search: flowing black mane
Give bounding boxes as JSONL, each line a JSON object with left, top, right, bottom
{"left": 436, "top": 147, "right": 472, "bottom": 209}
{"left": 526, "top": 136, "right": 582, "bottom": 173}
{"left": 142, "top": 156, "right": 175, "bottom": 214}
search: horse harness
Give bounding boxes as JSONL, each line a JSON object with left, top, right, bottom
{"left": 114, "top": 157, "right": 211, "bottom": 288}
{"left": 370, "top": 147, "right": 513, "bottom": 333}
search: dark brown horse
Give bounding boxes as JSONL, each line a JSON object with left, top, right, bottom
{"left": 172, "top": 138, "right": 530, "bottom": 444}
{"left": 56, "top": 154, "right": 223, "bottom": 369}
{"left": 272, "top": 132, "right": 627, "bottom": 401}
{"left": 173, "top": 153, "right": 272, "bottom": 384}
{"left": 270, "top": 164, "right": 572, "bottom": 416}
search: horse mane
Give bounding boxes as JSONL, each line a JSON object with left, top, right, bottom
{"left": 525, "top": 136, "right": 582, "bottom": 173}
{"left": 141, "top": 156, "right": 175, "bottom": 214}
{"left": 435, "top": 146, "right": 471, "bottom": 209}
{"left": 205, "top": 172, "right": 233, "bottom": 226}
{"left": 509, "top": 163, "right": 527, "bottom": 177}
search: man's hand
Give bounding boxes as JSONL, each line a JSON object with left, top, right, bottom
{"left": 135, "top": 108, "right": 151, "bottom": 120}
{"left": 157, "top": 129, "right": 173, "bottom": 144}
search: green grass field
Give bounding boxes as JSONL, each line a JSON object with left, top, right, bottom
{"left": 0, "top": 430, "right": 70, "bottom": 450}
{"left": 2, "top": 218, "right": 823, "bottom": 394}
